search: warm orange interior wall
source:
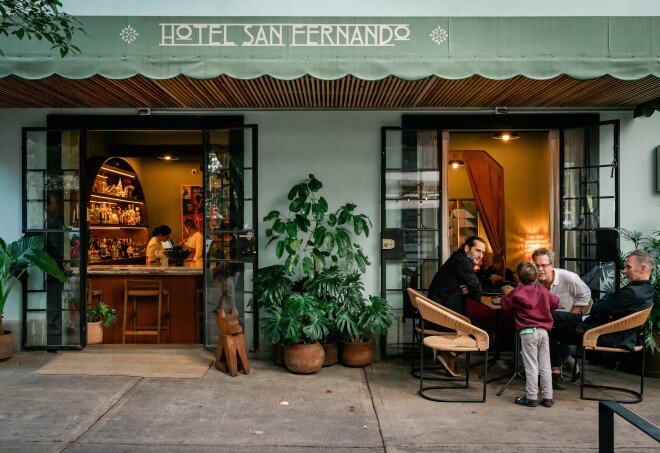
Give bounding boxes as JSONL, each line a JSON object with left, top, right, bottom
{"left": 448, "top": 132, "right": 550, "bottom": 270}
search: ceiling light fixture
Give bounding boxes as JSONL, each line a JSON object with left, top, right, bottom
{"left": 493, "top": 132, "right": 519, "bottom": 141}
{"left": 449, "top": 159, "right": 465, "bottom": 169}
{"left": 158, "top": 154, "right": 179, "bottom": 161}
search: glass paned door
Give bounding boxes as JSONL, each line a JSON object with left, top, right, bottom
{"left": 381, "top": 127, "right": 441, "bottom": 357}
{"left": 560, "top": 120, "right": 620, "bottom": 299}
{"left": 204, "top": 126, "right": 258, "bottom": 351}
{"left": 22, "top": 128, "right": 83, "bottom": 349}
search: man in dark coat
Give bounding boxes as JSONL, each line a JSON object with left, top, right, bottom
{"left": 426, "top": 236, "right": 486, "bottom": 375}
{"left": 549, "top": 249, "right": 655, "bottom": 388}
{"left": 427, "top": 235, "right": 485, "bottom": 315}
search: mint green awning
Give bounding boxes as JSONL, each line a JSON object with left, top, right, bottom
{"left": 0, "top": 16, "right": 658, "bottom": 81}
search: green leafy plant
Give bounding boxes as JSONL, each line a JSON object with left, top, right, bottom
{"left": 0, "top": 0, "right": 86, "bottom": 57}
{"left": 262, "top": 292, "right": 331, "bottom": 346}
{"left": 258, "top": 175, "right": 392, "bottom": 348}
{"left": 619, "top": 228, "right": 660, "bottom": 353}
{"left": 0, "top": 236, "right": 66, "bottom": 333}
{"left": 86, "top": 300, "right": 117, "bottom": 328}
{"left": 263, "top": 174, "right": 372, "bottom": 278}
{"left": 254, "top": 264, "right": 293, "bottom": 312}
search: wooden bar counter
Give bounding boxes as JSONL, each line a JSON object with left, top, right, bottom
{"left": 87, "top": 265, "right": 203, "bottom": 344}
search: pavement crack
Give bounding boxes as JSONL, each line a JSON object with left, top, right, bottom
{"left": 55, "top": 377, "right": 142, "bottom": 453}
{"left": 363, "top": 364, "right": 387, "bottom": 453}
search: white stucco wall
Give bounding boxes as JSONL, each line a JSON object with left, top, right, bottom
{"left": 1, "top": 109, "right": 659, "bottom": 324}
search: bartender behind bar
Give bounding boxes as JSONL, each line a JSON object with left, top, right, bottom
{"left": 184, "top": 219, "right": 203, "bottom": 267}
{"left": 146, "top": 225, "right": 172, "bottom": 265}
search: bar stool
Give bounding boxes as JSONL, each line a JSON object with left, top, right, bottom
{"left": 87, "top": 279, "right": 104, "bottom": 307}
{"left": 122, "top": 279, "right": 170, "bottom": 344}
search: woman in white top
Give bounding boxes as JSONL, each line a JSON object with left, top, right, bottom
{"left": 184, "top": 219, "right": 204, "bottom": 267}
{"left": 146, "top": 225, "right": 172, "bottom": 264}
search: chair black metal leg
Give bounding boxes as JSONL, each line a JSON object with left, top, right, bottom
{"left": 580, "top": 347, "right": 645, "bottom": 404}
{"left": 497, "top": 334, "right": 525, "bottom": 396}
{"left": 418, "top": 350, "right": 488, "bottom": 403}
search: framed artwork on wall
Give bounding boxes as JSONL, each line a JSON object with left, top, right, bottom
{"left": 448, "top": 198, "right": 478, "bottom": 253}
{"left": 181, "top": 185, "right": 203, "bottom": 240}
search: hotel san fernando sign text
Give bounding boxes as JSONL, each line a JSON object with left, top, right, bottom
{"left": 118, "top": 22, "right": 449, "bottom": 47}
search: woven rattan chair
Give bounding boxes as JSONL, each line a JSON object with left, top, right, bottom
{"left": 415, "top": 296, "right": 490, "bottom": 402}
{"left": 579, "top": 305, "right": 653, "bottom": 403}
{"left": 406, "top": 288, "right": 470, "bottom": 378}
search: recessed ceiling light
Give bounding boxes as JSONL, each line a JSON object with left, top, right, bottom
{"left": 493, "top": 132, "right": 519, "bottom": 141}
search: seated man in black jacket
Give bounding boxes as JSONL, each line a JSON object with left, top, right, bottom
{"left": 549, "top": 249, "right": 655, "bottom": 389}
{"left": 426, "top": 235, "right": 486, "bottom": 375}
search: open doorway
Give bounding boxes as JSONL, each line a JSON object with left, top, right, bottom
{"left": 447, "top": 131, "right": 552, "bottom": 278}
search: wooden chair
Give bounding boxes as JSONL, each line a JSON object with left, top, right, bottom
{"left": 122, "top": 279, "right": 171, "bottom": 344}
{"left": 415, "top": 296, "right": 490, "bottom": 402}
{"left": 87, "top": 279, "right": 104, "bottom": 307}
{"left": 406, "top": 288, "right": 470, "bottom": 378}
{"left": 579, "top": 305, "right": 653, "bottom": 403}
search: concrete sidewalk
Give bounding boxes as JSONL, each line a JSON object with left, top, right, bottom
{"left": 0, "top": 348, "right": 658, "bottom": 452}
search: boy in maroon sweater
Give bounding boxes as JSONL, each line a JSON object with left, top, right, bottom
{"left": 501, "top": 261, "right": 560, "bottom": 408}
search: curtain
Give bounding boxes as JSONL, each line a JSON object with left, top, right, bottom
{"left": 451, "top": 150, "right": 505, "bottom": 255}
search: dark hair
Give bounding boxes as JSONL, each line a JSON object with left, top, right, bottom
{"left": 184, "top": 219, "right": 197, "bottom": 229}
{"left": 464, "top": 235, "right": 486, "bottom": 248}
{"left": 491, "top": 253, "right": 507, "bottom": 278}
{"left": 151, "top": 225, "right": 171, "bottom": 237}
{"left": 517, "top": 261, "right": 538, "bottom": 285}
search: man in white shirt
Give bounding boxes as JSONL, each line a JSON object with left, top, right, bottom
{"left": 184, "top": 219, "right": 204, "bottom": 267}
{"left": 532, "top": 248, "right": 592, "bottom": 389}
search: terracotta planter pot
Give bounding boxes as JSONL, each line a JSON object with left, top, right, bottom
{"left": 322, "top": 341, "right": 338, "bottom": 366}
{"left": 340, "top": 339, "right": 373, "bottom": 367}
{"left": 272, "top": 343, "right": 286, "bottom": 367}
{"left": 86, "top": 321, "right": 104, "bottom": 345}
{"left": 284, "top": 342, "right": 325, "bottom": 374}
{"left": 0, "top": 330, "right": 13, "bottom": 361}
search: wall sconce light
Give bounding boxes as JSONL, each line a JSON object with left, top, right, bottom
{"left": 158, "top": 154, "right": 179, "bottom": 161}
{"left": 493, "top": 132, "right": 519, "bottom": 141}
{"left": 523, "top": 233, "right": 548, "bottom": 260}
{"left": 449, "top": 159, "right": 464, "bottom": 169}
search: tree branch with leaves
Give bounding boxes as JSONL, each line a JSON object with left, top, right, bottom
{"left": 0, "top": 0, "right": 85, "bottom": 57}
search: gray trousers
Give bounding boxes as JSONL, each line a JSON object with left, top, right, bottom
{"left": 520, "top": 328, "right": 553, "bottom": 400}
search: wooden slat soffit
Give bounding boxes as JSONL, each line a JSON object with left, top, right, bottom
{"left": 1, "top": 74, "right": 660, "bottom": 109}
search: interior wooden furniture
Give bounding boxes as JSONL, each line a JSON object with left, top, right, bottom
{"left": 579, "top": 305, "right": 653, "bottom": 404}
{"left": 122, "top": 279, "right": 171, "bottom": 344}
{"left": 86, "top": 279, "right": 104, "bottom": 308}
{"left": 415, "top": 296, "right": 490, "bottom": 403}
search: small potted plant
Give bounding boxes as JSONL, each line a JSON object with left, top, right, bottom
{"left": 86, "top": 299, "right": 118, "bottom": 345}
{"left": 334, "top": 293, "right": 393, "bottom": 367}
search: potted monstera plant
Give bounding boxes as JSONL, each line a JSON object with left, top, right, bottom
{"left": 86, "top": 299, "right": 118, "bottom": 345}
{"left": 262, "top": 292, "right": 331, "bottom": 374}
{"left": 259, "top": 174, "right": 393, "bottom": 367}
{"left": 0, "top": 236, "right": 66, "bottom": 359}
